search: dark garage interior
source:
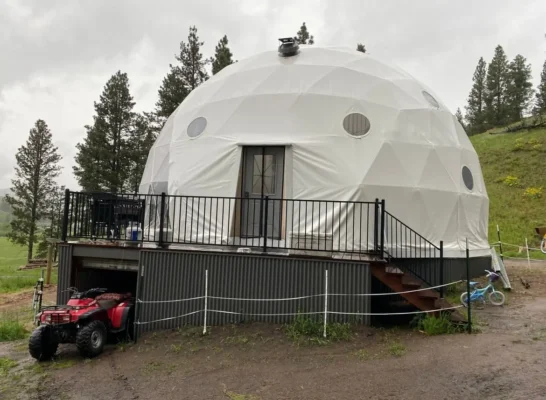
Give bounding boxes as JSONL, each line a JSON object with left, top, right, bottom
{"left": 71, "top": 259, "right": 138, "bottom": 296}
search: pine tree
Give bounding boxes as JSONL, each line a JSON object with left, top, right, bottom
{"left": 484, "top": 45, "right": 510, "bottom": 127}
{"left": 155, "top": 69, "right": 188, "bottom": 121}
{"left": 155, "top": 26, "right": 210, "bottom": 121}
{"left": 4, "top": 120, "right": 61, "bottom": 262}
{"left": 506, "top": 54, "right": 533, "bottom": 122}
{"left": 465, "top": 57, "right": 488, "bottom": 134}
{"left": 356, "top": 43, "right": 366, "bottom": 53}
{"left": 127, "top": 114, "right": 157, "bottom": 193}
{"left": 295, "top": 22, "right": 314, "bottom": 45}
{"left": 36, "top": 185, "right": 65, "bottom": 259}
{"left": 535, "top": 60, "right": 546, "bottom": 114}
{"left": 212, "top": 35, "right": 234, "bottom": 75}
{"left": 74, "top": 71, "right": 135, "bottom": 193}
{"left": 455, "top": 108, "right": 465, "bottom": 130}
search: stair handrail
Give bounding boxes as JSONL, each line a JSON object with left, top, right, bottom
{"left": 380, "top": 209, "right": 444, "bottom": 295}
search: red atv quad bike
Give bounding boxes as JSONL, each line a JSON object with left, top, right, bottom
{"left": 29, "top": 287, "right": 135, "bottom": 361}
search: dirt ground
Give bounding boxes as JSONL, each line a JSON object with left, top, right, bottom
{"left": 2, "top": 261, "right": 546, "bottom": 400}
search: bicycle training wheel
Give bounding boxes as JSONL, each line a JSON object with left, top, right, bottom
{"left": 489, "top": 291, "right": 505, "bottom": 306}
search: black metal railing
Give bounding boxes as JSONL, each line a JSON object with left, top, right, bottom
{"left": 60, "top": 190, "right": 446, "bottom": 295}
{"left": 61, "top": 190, "right": 381, "bottom": 255}
{"left": 382, "top": 210, "right": 445, "bottom": 296}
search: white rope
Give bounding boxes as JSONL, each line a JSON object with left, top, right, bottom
{"left": 207, "top": 294, "right": 324, "bottom": 301}
{"left": 327, "top": 305, "right": 464, "bottom": 316}
{"left": 492, "top": 241, "right": 545, "bottom": 252}
{"left": 137, "top": 296, "right": 204, "bottom": 304}
{"left": 196, "top": 306, "right": 463, "bottom": 318}
{"left": 208, "top": 310, "right": 324, "bottom": 316}
{"left": 136, "top": 279, "right": 463, "bottom": 305}
{"left": 135, "top": 310, "right": 202, "bottom": 325}
{"left": 329, "top": 280, "right": 463, "bottom": 296}
{"left": 502, "top": 256, "right": 546, "bottom": 263}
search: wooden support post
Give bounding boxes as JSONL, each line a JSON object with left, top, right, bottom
{"left": 46, "top": 243, "right": 53, "bottom": 285}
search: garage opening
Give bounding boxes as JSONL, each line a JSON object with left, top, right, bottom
{"left": 70, "top": 258, "right": 139, "bottom": 297}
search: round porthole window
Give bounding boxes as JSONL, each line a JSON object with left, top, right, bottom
{"left": 342, "top": 113, "right": 371, "bottom": 137}
{"left": 187, "top": 117, "right": 207, "bottom": 138}
{"left": 422, "top": 91, "right": 440, "bottom": 108}
{"left": 462, "top": 166, "right": 474, "bottom": 191}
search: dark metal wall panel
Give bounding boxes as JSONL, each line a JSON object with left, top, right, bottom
{"left": 137, "top": 250, "right": 371, "bottom": 334}
{"left": 57, "top": 245, "right": 73, "bottom": 304}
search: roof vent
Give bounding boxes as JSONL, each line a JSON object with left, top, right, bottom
{"left": 278, "top": 37, "right": 299, "bottom": 57}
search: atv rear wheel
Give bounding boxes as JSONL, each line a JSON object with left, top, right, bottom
{"left": 29, "top": 325, "right": 58, "bottom": 361}
{"left": 76, "top": 320, "right": 106, "bottom": 358}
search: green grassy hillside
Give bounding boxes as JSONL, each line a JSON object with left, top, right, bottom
{"left": 471, "top": 127, "right": 546, "bottom": 253}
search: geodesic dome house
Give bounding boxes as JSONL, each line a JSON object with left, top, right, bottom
{"left": 139, "top": 45, "right": 489, "bottom": 259}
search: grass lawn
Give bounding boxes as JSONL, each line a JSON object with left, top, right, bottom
{"left": 0, "top": 237, "right": 58, "bottom": 294}
{"left": 471, "top": 128, "right": 546, "bottom": 259}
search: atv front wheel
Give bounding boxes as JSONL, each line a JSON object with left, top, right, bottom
{"left": 76, "top": 320, "right": 107, "bottom": 358}
{"left": 29, "top": 325, "right": 59, "bottom": 361}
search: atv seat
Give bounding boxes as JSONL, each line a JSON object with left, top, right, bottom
{"left": 92, "top": 293, "right": 132, "bottom": 309}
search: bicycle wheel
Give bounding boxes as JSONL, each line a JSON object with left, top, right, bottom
{"left": 489, "top": 291, "right": 505, "bottom": 306}
{"left": 541, "top": 239, "right": 546, "bottom": 255}
{"left": 460, "top": 292, "right": 469, "bottom": 307}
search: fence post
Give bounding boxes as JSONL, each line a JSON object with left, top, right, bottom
{"left": 466, "top": 238, "right": 472, "bottom": 334}
{"left": 373, "top": 199, "right": 379, "bottom": 253}
{"left": 203, "top": 269, "right": 208, "bottom": 335}
{"left": 380, "top": 199, "right": 386, "bottom": 256}
{"left": 439, "top": 241, "right": 444, "bottom": 298}
{"left": 496, "top": 225, "right": 504, "bottom": 261}
{"left": 133, "top": 264, "right": 144, "bottom": 344}
{"left": 158, "top": 192, "right": 166, "bottom": 247}
{"left": 323, "top": 269, "right": 328, "bottom": 338}
{"left": 61, "top": 189, "right": 70, "bottom": 242}
{"left": 525, "top": 238, "right": 531, "bottom": 268}
{"left": 263, "top": 196, "right": 269, "bottom": 253}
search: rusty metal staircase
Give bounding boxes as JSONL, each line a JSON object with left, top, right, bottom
{"left": 370, "top": 262, "right": 465, "bottom": 322}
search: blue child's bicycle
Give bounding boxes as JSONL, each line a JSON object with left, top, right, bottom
{"left": 460, "top": 270, "right": 505, "bottom": 309}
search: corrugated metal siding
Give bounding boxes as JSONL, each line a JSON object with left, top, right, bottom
{"left": 137, "top": 250, "right": 370, "bottom": 334}
{"left": 57, "top": 245, "right": 73, "bottom": 304}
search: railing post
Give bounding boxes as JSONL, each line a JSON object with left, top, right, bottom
{"left": 466, "top": 239, "right": 472, "bottom": 334}
{"left": 439, "top": 240, "right": 444, "bottom": 298}
{"left": 373, "top": 199, "right": 379, "bottom": 253}
{"left": 61, "top": 189, "right": 70, "bottom": 242}
{"left": 380, "top": 199, "right": 386, "bottom": 256}
{"left": 263, "top": 196, "right": 269, "bottom": 253}
{"left": 158, "top": 192, "right": 166, "bottom": 248}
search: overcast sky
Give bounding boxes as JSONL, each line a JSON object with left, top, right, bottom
{"left": 1, "top": 0, "right": 545, "bottom": 190}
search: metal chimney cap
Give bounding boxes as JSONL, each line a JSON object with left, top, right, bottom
{"left": 278, "top": 37, "right": 299, "bottom": 57}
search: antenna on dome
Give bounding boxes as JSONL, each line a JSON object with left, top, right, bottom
{"left": 278, "top": 37, "right": 299, "bottom": 57}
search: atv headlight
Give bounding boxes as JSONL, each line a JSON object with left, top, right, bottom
{"left": 45, "top": 314, "right": 51, "bottom": 323}
{"left": 61, "top": 314, "right": 71, "bottom": 323}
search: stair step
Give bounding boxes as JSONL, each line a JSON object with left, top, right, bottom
{"left": 417, "top": 290, "right": 439, "bottom": 299}
{"left": 385, "top": 266, "right": 404, "bottom": 275}
{"left": 401, "top": 276, "right": 422, "bottom": 287}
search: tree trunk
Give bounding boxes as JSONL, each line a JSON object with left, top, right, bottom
{"left": 27, "top": 225, "right": 34, "bottom": 262}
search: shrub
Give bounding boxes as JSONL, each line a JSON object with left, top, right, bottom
{"left": 0, "top": 318, "right": 28, "bottom": 342}
{"left": 283, "top": 314, "right": 352, "bottom": 344}
{"left": 513, "top": 138, "right": 525, "bottom": 151}
{"left": 523, "top": 186, "right": 544, "bottom": 199}
{"left": 503, "top": 175, "right": 519, "bottom": 187}
{"left": 532, "top": 144, "right": 542, "bottom": 151}
{"left": 414, "top": 313, "right": 459, "bottom": 335}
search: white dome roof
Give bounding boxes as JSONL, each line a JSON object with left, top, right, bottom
{"left": 140, "top": 46, "right": 489, "bottom": 257}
